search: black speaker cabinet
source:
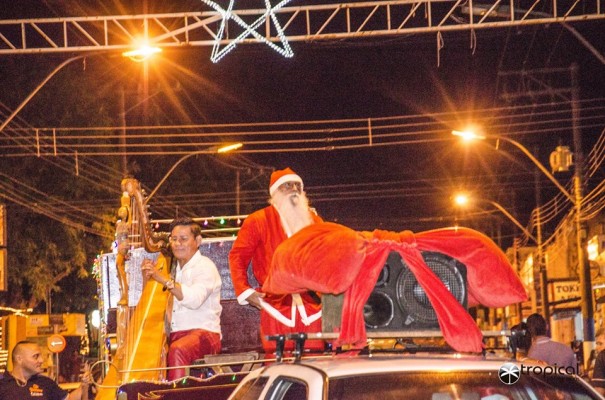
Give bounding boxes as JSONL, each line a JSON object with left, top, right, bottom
{"left": 363, "top": 251, "right": 468, "bottom": 331}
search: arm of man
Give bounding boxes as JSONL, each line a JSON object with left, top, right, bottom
{"left": 229, "top": 215, "right": 264, "bottom": 307}
{"left": 66, "top": 362, "right": 91, "bottom": 400}
{"left": 66, "top": 383, "right": 88, "bottom": 400}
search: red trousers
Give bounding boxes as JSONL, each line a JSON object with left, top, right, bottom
{"left": 168, "top": 329, "right": 221, "bottom": 381}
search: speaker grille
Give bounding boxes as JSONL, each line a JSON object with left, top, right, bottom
{"left": 395, "top": 252, "right": 467, "bottom": 324}
{"left": 364, "top": 251, "right": 468, "bottom": 331}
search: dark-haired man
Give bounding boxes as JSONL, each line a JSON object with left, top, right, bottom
{"left": 142, "top": 217, "right": 222, "bottom": 381}
{"left": 0, "top": 341, "right": 89, "bottom": 399}
{"left": 526, "top": 313, "right": 577, "bottom": 370}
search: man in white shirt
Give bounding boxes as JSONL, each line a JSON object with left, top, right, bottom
{"left": 142, "top": 218, "right": 222, "bottom": 381}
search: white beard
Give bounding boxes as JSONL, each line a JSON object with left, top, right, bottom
{"left": 271, "top": 190, "right": 314, "bottom": 236}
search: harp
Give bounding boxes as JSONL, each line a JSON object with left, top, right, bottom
{"left": 96, "top": 178, "right": 171, "bottom": 399}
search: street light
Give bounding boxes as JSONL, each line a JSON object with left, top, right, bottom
{"left": 452, "top": 128, "right": 593, "bottom": 366}
{"left": 454, "top": 192, "right": 546, "bottom": 324}
{"left": 145, "top": 143, "right": 243, "bottom": 204}
{"left": 122, "top": 45, "right": 162, "bottom": 62}
{"left": 1, "top": 43, "right": 163, "bottom": 133}
{"left": 0, "top": 54, "right": 91, "bottom": 132}
{"left": 453, "top": 193, "right": 537, "bottom": 243}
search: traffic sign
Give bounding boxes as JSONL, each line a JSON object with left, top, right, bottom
{"left": 47, "top": 334, "right": 66, "bottom": 353}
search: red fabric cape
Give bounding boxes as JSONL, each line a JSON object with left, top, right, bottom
{"left": 263, "top": 222, "right": 527, "bottom": 353}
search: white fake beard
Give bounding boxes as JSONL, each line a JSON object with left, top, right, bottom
{"left": 272, "top": 190, "right": 313, "bottom": 235}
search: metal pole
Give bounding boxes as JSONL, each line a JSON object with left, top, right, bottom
{"left": 487, "top": 200, "right": 537, "bottom": 242}
{"left": 119, "top": 86, "right": 128, "bottom": 177}
{"left": 513, "top": 238, "right": 524, "bottom": 324}
{"left": 0, "top": 54, "right": 104, "bottom": 132}
{"left": 572, "top": 63, "right": 594, "bottom": 369}
{"left": 236, "top": 170, "right": 241, "bottom": 215}
{"left": 537, "top": 208, "right": 549, "bottom": 322}
{"left": 533, "top": 160, "right": 549, "bottom": 323}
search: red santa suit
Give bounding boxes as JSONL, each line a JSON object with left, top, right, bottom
{"left": 229, "top": 169, "right": 324, "bottom": 352}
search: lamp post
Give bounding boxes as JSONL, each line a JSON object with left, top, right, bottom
{"left": 145, "top": 143, "right": 243, "bottom": 204}
{"left": 453, "top": 129, "right": 593, "bottom": 367}
{"left": 454, "top": 193, "right": 537, "bottom": 242}
{"left": 0, "top": 54, "right": 91, "bottom": 132}
{"left": 454, "top": 192, "right": 545, "bottom": 320}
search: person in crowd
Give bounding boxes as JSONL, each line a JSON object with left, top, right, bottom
{"left": 142, "top": 217, "right": 222, "bottom": 381}
{"left": 0, "top": 340, "right": 90, "bottom": 400}
{"left": 229, "top": 167, "right": 323, "bottom": 352}
{"left": 590, "top": 328, "right": 605, "bottom": 394}
{"left": 509, "top": 322, "right": 532, "bottom": 360}
{"left": 526, "top": 313, "right": 577, "bottom": 370}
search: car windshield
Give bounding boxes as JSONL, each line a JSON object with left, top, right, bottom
{"left": 327, "top": 371, "right": 599, "bottom": 400}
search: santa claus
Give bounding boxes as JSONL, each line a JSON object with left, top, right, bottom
{"left": 229, "top": 167, "right": 324, "bottom": 352}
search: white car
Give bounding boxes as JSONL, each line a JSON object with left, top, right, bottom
{"left": 228, "top": 352, "right": 603, "bottom": 400}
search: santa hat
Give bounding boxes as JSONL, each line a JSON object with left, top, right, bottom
{"left": 269, "top": 167, "right": 303, "bottom": 196}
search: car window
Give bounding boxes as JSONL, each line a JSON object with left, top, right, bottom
{"left": 327, "top": 371, "right": 600, "bottom": 400}
{"left": 267, "top": 377, "right": 308, "bottom": 400}
{"left": 231, "top": 376, "right": 269, "bottom": 400}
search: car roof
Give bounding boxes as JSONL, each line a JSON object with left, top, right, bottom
{"left": 265, "top": 353, "right": 521, "bottom": 378}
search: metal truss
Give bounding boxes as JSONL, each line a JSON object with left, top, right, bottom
{"left": 0, "top": 0, "right": 603, "bottom": 55}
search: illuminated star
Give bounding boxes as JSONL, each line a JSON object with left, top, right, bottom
{"left": 201, "top": 0, "right": 294, "bottom": 62}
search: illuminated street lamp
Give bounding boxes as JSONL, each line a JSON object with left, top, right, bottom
{"left": 122, "top": 45, "right": 162, "bottom": 62}
{"left": 453, "top": 130, "right": 574, "bottom": 201}
{"left": 452, "top": 128, "right": 593, "bottom": 365}
{"left": 145, "top": 143, "right": 243, "bottom": 204}
{"left": 1, "top": 42, "right": 163, "bottom": 133}
{"left": 454, "top": 192, "right": 545, "bottom": 323}
{"left": 453, "top": 193, "right": 537, "bottom": 243}
{"left": 0, "top": 54, "right": 93, "bottom": 132}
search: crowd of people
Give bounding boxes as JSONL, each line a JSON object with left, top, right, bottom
{"left": 2, "top": 167, "right": 605, "bottom": 399}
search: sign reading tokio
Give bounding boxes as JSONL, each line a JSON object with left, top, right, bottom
{"left": 549, "top": 279, "right": 581, "bottom": 303}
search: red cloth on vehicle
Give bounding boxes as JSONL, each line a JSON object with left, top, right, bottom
{"left": 263, "top": 222, "right": 527, "bottom": 353}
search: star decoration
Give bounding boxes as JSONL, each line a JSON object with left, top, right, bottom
{"left": 201, "top": 0, "right": 294, "bottom": 62}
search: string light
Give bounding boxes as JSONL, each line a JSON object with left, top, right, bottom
{"left": 148, "top": 215, "right": 248, "bottom": 238}
{"left": 200, "top": 0, "right": 294, "bottom": 62}
{"left": 0, "top": 306, "right": 33, "bottom": 317}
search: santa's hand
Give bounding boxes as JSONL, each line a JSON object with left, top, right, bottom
{"left": 246, "top": 291, "right": 265, "bottom": 310}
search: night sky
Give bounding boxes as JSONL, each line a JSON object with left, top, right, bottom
{"left": 1, "top": 1, "right": 604, "bottom": 250}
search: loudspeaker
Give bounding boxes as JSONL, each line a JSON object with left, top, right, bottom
{"left": 364, "top": 251, "right": 467, "bottom": 331}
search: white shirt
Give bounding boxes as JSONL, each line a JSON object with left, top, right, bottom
{"left": 170, "top": 251, "right": 222, "bottom": 335}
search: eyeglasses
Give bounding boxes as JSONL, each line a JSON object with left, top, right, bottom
{"left": 169, "top": 236, "right": 191, "bottom": 244}
{"left": 279, "top": 181, "right": 302, "bottom": 191}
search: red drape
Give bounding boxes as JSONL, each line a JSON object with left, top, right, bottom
{"left": 263, "top": 222, "right": 527, "bottom": 353}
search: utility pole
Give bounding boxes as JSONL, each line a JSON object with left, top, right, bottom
{"left": 119, "top": 86, "right": 128, "bottom": 177}
{"left": 0, "top": 204, "right": 6, "bottom": 292}
{"left": 498, "top": 64, "right": 593, "bottom": 367}
{"left": 533, "top": 148, "right": 549, "bottom": 323}
{"left": 571, "top": 63, "right": 594, "bottom": 366}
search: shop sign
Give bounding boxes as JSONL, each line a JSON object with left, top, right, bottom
{"left": 549, "top": 280, "right": 581, "bottom": 303}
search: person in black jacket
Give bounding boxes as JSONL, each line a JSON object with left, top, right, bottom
{"left": 0, "top": 340, "right": 89, "bottom": 400}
